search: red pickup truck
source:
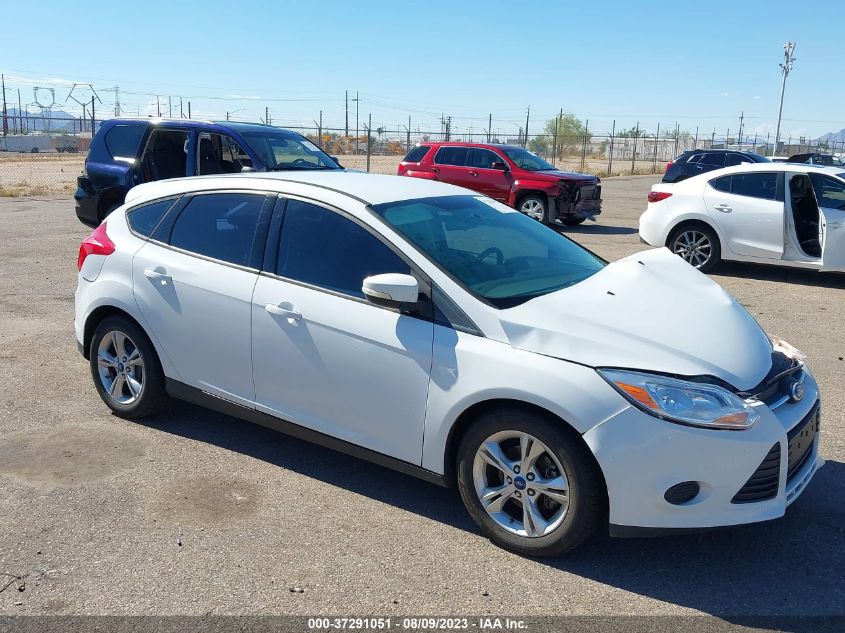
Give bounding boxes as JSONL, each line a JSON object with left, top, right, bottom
{"left": 398, "top": 142, "right": 602, "bottom": 225}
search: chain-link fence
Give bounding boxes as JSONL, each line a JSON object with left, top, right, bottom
{"left": 2, "top": 114, "right": 844, "bottom": 197}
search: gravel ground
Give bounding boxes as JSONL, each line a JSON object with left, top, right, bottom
{"left": 0, "top": 176, "right": 843, "bottom": 621}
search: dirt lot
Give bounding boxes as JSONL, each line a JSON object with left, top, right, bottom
{"left": 0, "top": 176, "right": 843, "bottom": 620}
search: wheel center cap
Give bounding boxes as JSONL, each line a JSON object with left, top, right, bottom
{"left": 117, "top": 362, "right": 125, "bottom": 372}
{"left": 513, "top": 476, "right": 527, "bottom": 491}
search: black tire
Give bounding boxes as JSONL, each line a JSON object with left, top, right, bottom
{"left": 456, "top": 407, "right": 605, "bottom": 557}
{"left": 518, "top": 194, "right": 550, "bottom": 224}
{"left": 89, "top": 315, "right": 169, "bottom": 419}
{"left": 667, "top": 223, "right": 721, "bottom": 273}
{"left": 561, "top": 217, "right": 586, "bottom": 226}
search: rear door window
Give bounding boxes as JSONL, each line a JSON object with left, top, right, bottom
{"left": 403, "top": 145, "right": 430, "bottom": 162}
{"left": 105, "top": 124, "right": 147, "bottom": 159}
{"left": 726, "top": 154, "right": 752, "bottom": 166}
{"left": 710, "top": 175, "right": 732, "bottom": 193}
{"left": 730, "top": 173, "right": 778, "bottom": 200}
{"left": 168, "top": 193, "right": 269, "bottom": 267}
{"left": 434, "top": 147, "right": 469, "bottom": 166}
{"left": 700, "top": 153, "right": 726, "bottom": 167}
{"left": 139, "top": 129, "right": 190, "bottom": 181}
{"left": 809, "top": 173, "right": 845, "bottom": 210}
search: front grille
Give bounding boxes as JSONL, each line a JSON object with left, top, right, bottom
{"left": 731, "top": 443, "right": 780, "bottom": 504}
{"left": 786, "top": 401, "right": 820, "bottom": 483}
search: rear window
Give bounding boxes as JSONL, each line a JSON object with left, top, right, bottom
{"left": 403, "top": 145, "right": 430, "bottom": 163}
{"left": 434, "top": 146, "right": 469, "bottom": 166}
{"left": 127, "top": 198, "right": 176, "bottom": 237}
{"left": 105, "top": 124, "right": 146, "bottom": 159}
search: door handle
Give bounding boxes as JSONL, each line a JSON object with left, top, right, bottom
{"left": 714, "top": 204, "right": 732, "bottom": 213}
{"left": 431, "top": 167, "right": 440, "bottom": 173}
{"left": 469, "top": 171, "right": 479, "bottom": 177}
{"left": 144, "top": 268, "right": 172, "bottom": 284}
{"left": 265, "top": 303, "right": 302, "bottom": 321}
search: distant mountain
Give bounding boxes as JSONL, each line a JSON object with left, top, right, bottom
{"left": 820, "top": 128, "right": 845, "bottom": 144}
{"left": 3, "top": 107, "right": 83, "bottom": 133}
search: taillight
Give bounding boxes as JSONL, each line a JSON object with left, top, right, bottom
{"left": 77, "top": 222, "right": 115, "bottom": 271}
{"left": 648, "top": 191, "right": 673, "bottom": 203}
{"left": 664, "top": 160, "right": 673, "bottom": 173}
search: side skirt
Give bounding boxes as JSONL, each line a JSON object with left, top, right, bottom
{"left": 165, "top": 378, "right": 448, "bottom": 487}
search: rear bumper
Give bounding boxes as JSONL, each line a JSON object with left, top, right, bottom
{"left": 74, "top": 184, "right": 99, "bottom": 228}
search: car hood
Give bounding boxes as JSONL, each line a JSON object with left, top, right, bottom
{"left": 499, "top": 248, "right": 772, "bottom": 391}
{"left": 530, "top": 170, "right": 597, "bottom": 182}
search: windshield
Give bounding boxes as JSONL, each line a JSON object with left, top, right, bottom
{"left": 500, "top": 147, "right": 556, "bottom": 172}
{"left": 371, "top": 195, "right": 605, "bottom": 308}
{"left": 241, "top": 131, "right": 340, "bottom": 170}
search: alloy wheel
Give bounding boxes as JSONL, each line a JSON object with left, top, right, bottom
{"left": 96, "top": 330, "right": 145, "bottom": 405}
{"left": 673, "top": 230, "right": 712, "bottom": 268}
{"left": 520, "top": 199, "right": 545, "bottom": 222}
{"left": 472, "top": 430, "right": 569, "bottom": 537}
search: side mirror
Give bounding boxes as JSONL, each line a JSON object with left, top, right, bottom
{"left": 491, "top": 161, "right": 508, "bottom": 171}
{"left": 240, "top": 165, "right": 256, "bottom": 173}
{"left": 362, "top": 273, "right": 419, "bottom": 307}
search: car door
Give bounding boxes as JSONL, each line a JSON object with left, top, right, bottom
{"left": 467, "top": 148, "right": 512, "bottom": 202}
{"left": 704, "top": 172, "right": 784, "bottom": 259}
{"left": 432, "top": 146, "right": 476, "bottom": 191}
{"left": 132, "top": 191, "right": 273, "bottom": 405}
{"left": 809, "top": 172, "right": 845, "bottom": 271}
{"left": 251, "top": 197, "right": 434, "bottom": 464}
{"left": 137, "top": 127, "right": 192, "bottom": 183}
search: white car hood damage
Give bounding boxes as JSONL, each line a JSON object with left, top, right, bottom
{"left": 500, "top": 248, "right": 772, "bottom": 391}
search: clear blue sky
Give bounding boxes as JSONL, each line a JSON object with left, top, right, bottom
{"left": 2, "top": 0, "right": 841, "bottom": 140}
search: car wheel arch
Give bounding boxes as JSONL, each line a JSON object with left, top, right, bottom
{"left": 665, "top": 217, "right": 725, "bottom": 251}
{"left": 442, "top": 398, "right": 608, "bottom": 496}
{"left": 83, "top": 305, "right": 153, "bottom": 362}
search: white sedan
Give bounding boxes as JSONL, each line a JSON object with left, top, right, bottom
{"left": 640, "top": 163, "right": 845, "bottom": 272}
{"left": 75, "top": 171, "right": 822, "bottom": 556}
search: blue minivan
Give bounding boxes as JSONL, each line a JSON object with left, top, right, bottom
{"left": 74, "top": 119, "right": 342, "bottom": 226}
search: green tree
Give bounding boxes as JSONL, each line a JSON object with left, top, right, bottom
{"left": 528, "top": 113, "right": 588, "bottom": 157}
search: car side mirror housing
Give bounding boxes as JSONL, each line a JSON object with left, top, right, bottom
{"left": 491, "top": 161, "right": 508, "bottom": 171}
{"left": 362, "top": 273, "right": 419, "bottom": 307}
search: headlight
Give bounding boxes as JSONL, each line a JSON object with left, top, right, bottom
{"left": 768, "top": 334, "right": 806, "bottom": 362}
{"left": 598, "top": 369, "right": 759, "bottom": 430}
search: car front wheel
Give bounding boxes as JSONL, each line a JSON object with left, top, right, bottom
{"left": 518, "top": 195, "right": 548, "bottom": 224}
{"left": 89, "top": 316, "right": 169, "bottom": 418}
{"left": 456, "top": 408, "right": 605, "bottom": 557}
{"left": 669, "top": 224, "right": 721, "bottom": 272}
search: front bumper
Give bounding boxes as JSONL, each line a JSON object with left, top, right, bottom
{"left": 554, "top": 182, "right": 602, "bottom": 221}
{"left": 584, "top": 368, "right": 823, "bottom": 533}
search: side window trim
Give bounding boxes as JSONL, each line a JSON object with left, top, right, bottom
{"left": 266, "top": 194, "right": 434, "bottom": 319}
{"left": 125, "top": 194, "right": 184, "bottom": 239}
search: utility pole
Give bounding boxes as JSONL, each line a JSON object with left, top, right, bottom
{"left": 738, "top": 111, "right": 744, "bottom": 147}
{"left": 188, "top": 101, "right": 191, "bottom": 119}
{"left": 523, "top": 106, "right": 530, "bottom": 148}
{"left": 91, "top": 96, "right": 95, "bottom": 136}
{"left": 180, "top": 97, "right": 184, "bottom": 118}
{"left": 354, "top": 91, "right": 360, "bottom": 154}
{"left": 1, "top": 74, "right": 7, "bottom": 137}
{"left": 774, "top": 42, "right": 796, "bottom": 155}
{"left": 113, "top": 86, "right": 120, "bottom": 117}
{"left": 18, "top": 89, "right": 23, "bottom": 134}
{"left": 366, "top": 113, "right": 372, "bottom": 173}
{"left": 156, "top": 96, "right": 161, "bottom": 117}
{"left": 168, "top": 96, "right": 172, "bottom": 117}
{"left": 345, "top": 90, "right": 349, "bottom": 137}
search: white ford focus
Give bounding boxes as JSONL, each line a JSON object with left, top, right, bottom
{"left": 75, "top": 172, "right": 823, "bottom": 556}
{"left": 640, "top": 162, "right": 845, "bottom": 272}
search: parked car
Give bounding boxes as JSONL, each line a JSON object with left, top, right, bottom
{"left": 784, "top": 152, "right": 845, "bottom": 167}
{"left": 662, "top": 149, "right": 771, "bottom": 184}
{"left": 74, "top": 118, "right": 342, "bottom": 227}
{"left": 398, "top": 142, "right": 601, "bottom": 225}
{"left": 641, "top": 163, "right": 845, "bottom": 272}
{"left": 76, "top": 171, "right": 821, "bottom": 556}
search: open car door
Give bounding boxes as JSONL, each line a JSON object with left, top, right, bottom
{"left": 809, "top": 172, "right": 845, "bottom": 272}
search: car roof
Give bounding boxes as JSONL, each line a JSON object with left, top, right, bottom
{"left": 124, "top": 171, "right": 472, "bottom": 207}
{"left": 673, "top": 162, "right": 845, "bottom": 184}
{"left": 107, "top": 117, "right": 296, "bottom": 136}
{"left": 416, "top": 141, "right": 521, "bottom": 150}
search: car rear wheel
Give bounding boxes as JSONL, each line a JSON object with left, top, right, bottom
{"left": 456, "top": 408, "right": 604, "bottom": 557}
{"left": 518, "top": 195, "right": 549, "bottom": 224}
{"left": 669, "top": 224, "right": 721, "bottom": 272}
{"left": 89, "top": 316, "right": 169, "bottom": 418}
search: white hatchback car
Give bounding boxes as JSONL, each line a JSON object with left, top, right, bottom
{"left": 640, "top": 163, "right": 845, "bottom": 272}
{"left": 76, "top": 172, "right": 823, "bottom": 556}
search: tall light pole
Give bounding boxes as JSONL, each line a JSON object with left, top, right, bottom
{"left": 774, "top": 42, "right": 796, "bottom": 155}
